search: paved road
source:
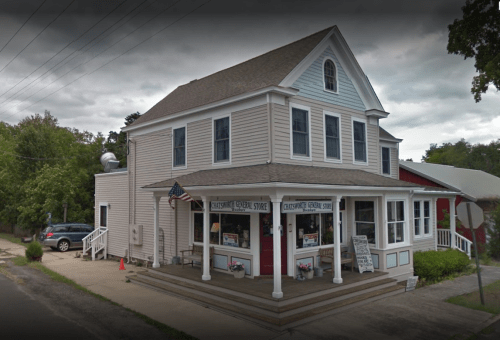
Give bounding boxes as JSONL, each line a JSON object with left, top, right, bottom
{"left": 0, "top": 261, "right": 171, "bottom": 340}
{"left": 0, "top": 270, "right": 98, "bottom": 339}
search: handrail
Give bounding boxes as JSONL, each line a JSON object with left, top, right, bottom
{"left": 437, "top": 229, "right": 450, "bottom": 247}
{"left": 436, "top": 228, "right": 472, "bottom": 259}
{"left": 83, "top": 227, "right": 108, "bottom": 259}
{"left": 455, "top": 232, "right": 472, "bottom": 259}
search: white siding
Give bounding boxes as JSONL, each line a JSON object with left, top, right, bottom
{"left": 273, "top": 96, "right": 380, "bottom": 174}
{"left": 95, "top": 172, "right": 129, "bottom": 257}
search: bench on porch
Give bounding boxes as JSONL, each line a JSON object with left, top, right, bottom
{"left": 180, "top": 244, "right": 214, "bottom": 270}
{"left": 319, "top": 247, "right": 355, "bottom": 276}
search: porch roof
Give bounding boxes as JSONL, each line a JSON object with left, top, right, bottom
{"left": 142, "top": 163, "right": 422, "bottom": 190}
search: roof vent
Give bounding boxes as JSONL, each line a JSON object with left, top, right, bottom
{"left": 100, "top": 152, "right": 119, "bottom": 173}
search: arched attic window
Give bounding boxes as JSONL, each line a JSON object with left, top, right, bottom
{"left": 324, "top": 59, "right": 337, "bottom": 92}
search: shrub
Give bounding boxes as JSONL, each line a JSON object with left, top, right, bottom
{"left": 487, "top": 204, "right": 500, "bottom": 260}
{"left": 25, "top": 241, "right": 43, "bottom": 262}
{"left": 414, "top": 249, "right": 470, "bottom": 280}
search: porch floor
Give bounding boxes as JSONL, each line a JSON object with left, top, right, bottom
{"left": 149, "top": 264, "right": 389, "bottom": 301}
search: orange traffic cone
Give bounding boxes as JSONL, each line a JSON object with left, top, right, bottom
{"left": 119, "top": 258, "right": 125, "bottom": 270}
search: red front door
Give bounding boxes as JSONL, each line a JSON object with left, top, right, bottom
{"left": 260, "top": 211, "right": 287, "bottom": 275}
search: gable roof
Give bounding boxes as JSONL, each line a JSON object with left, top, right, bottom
{"left": 143, "top": 163, "right": 420, "bottom": 190}
{"left": 379, "top": 127, "right": 402, "bottom": 143}
{"left": 129, "top": 26, "right": 334, "bottom": 128}
{"left": 400, "top": 161, "right": 500, "bottom": 201}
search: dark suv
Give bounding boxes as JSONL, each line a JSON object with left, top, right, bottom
{"left": 39, "top": 223, "right": 94, "bottom": 252}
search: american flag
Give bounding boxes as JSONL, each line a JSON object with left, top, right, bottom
{"left": 168, "top": 182, "right": 194, "bottom": 209}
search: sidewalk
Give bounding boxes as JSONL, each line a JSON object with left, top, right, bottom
{"left": 1, "top": 237, "right": 500, "bottom": 340}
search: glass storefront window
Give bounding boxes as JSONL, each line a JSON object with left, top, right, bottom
{"left": 321, "top": 213, "right": 343, "bottom": 245}
{"left": 355, "top": 201, "right": 375, "bottom": 244}
{"left": 208, "top": 213, "right": 250, "bottom": 249}
{"left": 193, "top": 213, "right": 203, "bottom": 243}
{"left": 296, "top": 214, "right": 320, "bottom": 248}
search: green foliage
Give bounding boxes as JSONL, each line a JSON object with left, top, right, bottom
{"left": 439, "top": 209, "right": 462, "bottom": 229}
{"left": 12, "top": 256, "right": 28, "bottom": 266}
{"left": 447, "top": 0, "right": 500, "bottom": 102}
{"left": 104, "top": 112, "right": 141, "bottom": 168}
{"left": 422, "top": 138, "right": 500, "bottom": 178}
{"left": 487, "top": 204, "right": 500, "bottom": 259}
{"left": 414, "top": 249, "right": 471, "bottom": 280}
{"left": 25, "top": 241, "right": 43, "bottom": 262}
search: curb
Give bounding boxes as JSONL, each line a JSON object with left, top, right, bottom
{"left": 471, "top": 313, "right": 500, "bottom": 334}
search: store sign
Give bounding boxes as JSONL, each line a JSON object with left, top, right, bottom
{"left": 351, "top": 235, "right": 375, "bottom": 274}
{"left": 223, "top": 233, "right": 239, "bottom": 247}
{"left": 210, "top": 200, "right": 270, "bottom": 213}
{"left": 406, "top": 276, "right": 418, "bottom": 292}
{"left": 303, "top": 233, "right": 319, "bottom": 248}
{"left": 281, "top": 201, "right": 333, "bottom": 213}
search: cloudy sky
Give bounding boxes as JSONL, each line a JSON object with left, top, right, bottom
{"left": 0, "top": 0, "right": 498, "bottom": 161}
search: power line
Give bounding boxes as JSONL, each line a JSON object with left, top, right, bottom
{"left": 0, "top": 0, "right": 48, "bottom": 55}
{"left": 1, "top": 0, "right": 198, "bottom": 118}
{"left": 0, "top": 0, "right": 132, "bottom": 101}
{"left": 0, "top": 0, "right": 158, "bottom": 111}
{"left": 0, "top": 0, "right": 76, "bottom": 75}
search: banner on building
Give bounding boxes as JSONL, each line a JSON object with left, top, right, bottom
{"left": 281, "top": 201, "right": 333, "bottom": 213}
{"left": 210, "top": 200, "right": 270, "bottom": 213}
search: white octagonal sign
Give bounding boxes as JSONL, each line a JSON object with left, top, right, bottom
{"left": 456, "top": 202, "right": 484, "bottom": 229}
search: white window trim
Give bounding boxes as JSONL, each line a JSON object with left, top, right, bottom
{"left": 98, "top": 202, "right": 108, "bottom": 228}
{"left": 212, "top": 114, "right": 232, "bottom": 166}
{"left": 385, "top": 197, "right": 410, "bottom": 249}
{"left": 381, "top": 146, "right": 391, "bottom": 176}
{"left": 351, "top": 117, "right": 368, "bottom": 165}
{"left": 414, "top": 199, "right": 433, "bottom": 239}
{"left": 172, "top": 125, "right": 187, "bottom": 170}
{"left": 289, "top": 103, "right": 312, "bottom": 161}
{"left": 323, "top": 110, "right": 342, "bottom": 163}
{"left": 322, "top": 56, "right": 339, "bottom": 95}
{"left": 353, "top": 198, "right": 378, "bottom": 248}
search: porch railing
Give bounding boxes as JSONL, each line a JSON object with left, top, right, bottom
{"left": 436, "top": 229, "right": 471, "bottom": 259}
{"left": 82, "top": 227, "right": 108, "bottom": 260}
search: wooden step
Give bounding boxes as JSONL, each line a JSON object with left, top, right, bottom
{"left": 128, "top": 272, "right": 404, "bottom": 330}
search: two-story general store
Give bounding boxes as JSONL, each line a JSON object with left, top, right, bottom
{"left": 93, "top": 26, "right": 460, "bottom": 303}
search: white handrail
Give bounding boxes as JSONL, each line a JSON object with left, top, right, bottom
{"left": 83, "top": 227, "right": 108, "bottom": 260}
{"left": 455, "top": 233, "right": 472, "bottom": 259}
{"left": 437, "top": 229, "right": 450, "bottom": 247}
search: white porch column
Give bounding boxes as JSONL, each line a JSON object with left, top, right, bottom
{"left": 153, "top": 196, "right": 161, "bottom": 268}
{"left": 202, "top": 197, "right": 211, "bottom": 281}
{"left": 271, "top": 196, "right": 283, "bottom": 299}
{"left": 450, "top": 197, "right": 456, "bottom": 249}
{"left": 333, "top": 196, "right": 343, "bottom": 284}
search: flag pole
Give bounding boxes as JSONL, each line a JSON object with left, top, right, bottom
{"left": 175, "top": 180, "right": 204, "bottom": 211}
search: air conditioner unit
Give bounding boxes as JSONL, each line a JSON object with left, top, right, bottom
{"left": 130, "top": 224, "right": 143, "bottom": 245}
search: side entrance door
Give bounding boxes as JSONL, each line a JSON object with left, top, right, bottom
{"left": 260, "top": 210, "right": 287, "bottom": 275}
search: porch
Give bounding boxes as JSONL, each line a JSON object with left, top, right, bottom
{"left": 128, "top": 264, "right": 404, "bottom": 330}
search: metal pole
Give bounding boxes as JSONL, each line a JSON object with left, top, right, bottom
{"left": 467, "top": 203, "right": 485, "bottom": 305}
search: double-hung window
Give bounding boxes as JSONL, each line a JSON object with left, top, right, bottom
{"left": 355, "top": 201, "right": 376, "bottom": 244}
{"left": 353, "top": 119, "right": 367, "bottom": 163}
{"left": 291, "top": 105, "right": 310, "bottom": 158}
{"left": 173, "top": 127, "right": 186, "bottom": 167}
{"left": 414, "top": 200, "right": 431, "bottom": 237}
{"left": 382, "top": 147, "right": 390, "bottom": 175}
{"left": 324, "top": 59, "right": 337, "bottom": 92}
{"left": 324, "top": 112, "right": 341, "bottom": 161}
{"left": 387, "top": 201, "right": 405, "bottom": 244}
{"left": 214, "top": 117, "right": 230, "bottom": 163}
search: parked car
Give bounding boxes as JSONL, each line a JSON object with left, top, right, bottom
{"left": 39, "top": 223, "right": 94, "bottom": 252}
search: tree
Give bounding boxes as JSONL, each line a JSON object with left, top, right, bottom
{"left": 104, "top": 112, "right": 141, "bottom": 168}
{"left": 488, "top": 204, "right": 500, "bottom": 259}
{"left": 448, "top": 0, "right": 500, "bottom": 102}
{"left": 422, "top": 138, "right": 500, "bottom": 177}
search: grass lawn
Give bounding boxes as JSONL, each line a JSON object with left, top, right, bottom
{"left": 0, "top": 233, "right": 28, "bottom": 247}
{"left": 447, "top": 280, "right": 500, "bottom": 315}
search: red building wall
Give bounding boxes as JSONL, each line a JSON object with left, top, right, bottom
{"left": 399, "top": 167, "right": 486, "bottom": 252}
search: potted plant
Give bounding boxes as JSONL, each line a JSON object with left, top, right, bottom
{"left": 228, "top": 261, "right": 245, "bottom": 278}
{"left": 299, "top": 262, "right": 314, "bottom": 279}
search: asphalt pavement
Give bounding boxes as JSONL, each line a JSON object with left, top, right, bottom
{"left": 1, "top": 237, "right": 500, "bottom": 340}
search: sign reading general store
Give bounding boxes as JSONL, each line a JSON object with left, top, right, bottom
{"left": 210, "top": 200, "right": 270, "bottom": 213}
{"left": 281, "top": 201, "right": 333, "bottom": 213}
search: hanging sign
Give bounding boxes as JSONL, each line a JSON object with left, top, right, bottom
{"left": 210, "top": 201, "right": 270, "bottom": 213}
{"left": 351, "top": 235, "right": 375, "bottom": 274}
{"left": 281, "top": 201, "right": 333, "bottom": 214}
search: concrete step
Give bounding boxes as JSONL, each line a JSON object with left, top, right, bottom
{"left": 128, "top": 272, "right": 404, "bottom": 330}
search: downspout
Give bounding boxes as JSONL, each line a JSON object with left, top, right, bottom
{"left": 267, "top": 93, "right": 273, "bottom": 163}
{"left": 175, "top": 199, "right": 178, "bottom": 256}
